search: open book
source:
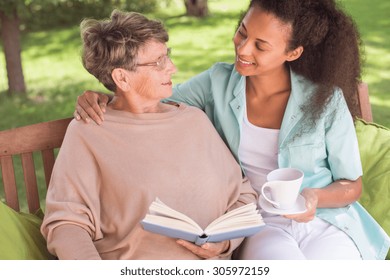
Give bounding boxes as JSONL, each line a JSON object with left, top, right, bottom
{"left": 141, "top": 198, "right": 264, "bottom": 245}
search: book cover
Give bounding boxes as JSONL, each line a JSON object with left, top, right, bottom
{"left": 141, "top": 198, "right": 264, "bottom": 245}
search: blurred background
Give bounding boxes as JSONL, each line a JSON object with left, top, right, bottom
{"left": 0, "top": 0, "right": 389, "bottom": 129}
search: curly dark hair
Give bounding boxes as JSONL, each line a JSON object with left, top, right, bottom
{"left": 247, "top": 0, "right": 363, "bottom": 123}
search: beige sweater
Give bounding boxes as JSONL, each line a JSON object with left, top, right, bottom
{"left": 41, "top": 104, "right": 257, "bottom": 260}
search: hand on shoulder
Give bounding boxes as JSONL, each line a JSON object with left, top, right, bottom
{"left": 74, "top": 90, "right": 111, "bottom": 125}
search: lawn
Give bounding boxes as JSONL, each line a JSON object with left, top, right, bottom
{"left": 0, "top": 0, "right": 389, "bottom": 210}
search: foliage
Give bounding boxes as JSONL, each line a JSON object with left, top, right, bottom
{"left": 0, "top": 0, "right": 19, "bottom": 14}
{"left": 1, "top": 0, "right": 161, "bottom": 31}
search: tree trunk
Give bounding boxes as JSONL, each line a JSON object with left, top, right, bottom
{"left": 0, "top": 8, "right": 26, "bottom": 95}
{"left": 184, "top": 0, "right": 208, "bottom": 17}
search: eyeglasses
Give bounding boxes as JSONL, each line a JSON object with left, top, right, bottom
{"left": 136, "top": 48, "right": 172, "bottom": 71}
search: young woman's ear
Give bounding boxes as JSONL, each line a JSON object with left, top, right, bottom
{"left": 286, "top": 46, "right": 304, "bottom": 62}
{"left": 111, "top": 68, "right": 131, "bottom": 91}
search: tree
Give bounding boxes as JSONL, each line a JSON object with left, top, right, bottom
{"left": 0, "top": 1, "right": 26, "bottom": 95}
{"left": 184, "top": 0, "right": 208, "bottom": 17}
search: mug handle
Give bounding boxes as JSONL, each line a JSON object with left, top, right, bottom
{"left": 261, "top": 182, "right": 280, "bottom": 208}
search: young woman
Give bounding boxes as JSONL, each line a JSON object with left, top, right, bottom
{"left": 74, "top": 0, "right": 390, "bottom": 259}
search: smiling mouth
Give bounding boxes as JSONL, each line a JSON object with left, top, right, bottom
{"left": 237, "top": 57, "right": 255, "bottom": 65}
{"left": 162, "top": 81, "right": 172, "bottom": 86}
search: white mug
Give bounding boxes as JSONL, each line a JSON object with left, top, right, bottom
{"left": 261, "top": 168, "right": 304, "bottom": 210}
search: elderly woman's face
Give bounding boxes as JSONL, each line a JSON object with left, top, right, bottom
{"left": 130, "top": 41, "right": 176, "bottom": 101}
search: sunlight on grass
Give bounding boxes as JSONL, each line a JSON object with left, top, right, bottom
{"left": 370, "top": 96, "right": 390, "bottom": 106}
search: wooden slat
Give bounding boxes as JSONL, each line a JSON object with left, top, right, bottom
{"left": 0, "top": 117, "right": 72, "bottom": 212}
{"left": 21, "top": 153, "right": 40, "bottom": 213}
{"left": 0, "top": 117, "right": 72, "bottom": 156}
{"left": 41, "top": 149, "right": 56, "bottom": 188}
{"left": 357, "top": 83, "right": 373, "bottom": 122}
{"left": 1, "top": 156, "right": 20, "bottom": 211}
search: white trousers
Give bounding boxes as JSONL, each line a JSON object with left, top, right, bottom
{"left": 236, "top": 215, "right": 362, "bottom": 260}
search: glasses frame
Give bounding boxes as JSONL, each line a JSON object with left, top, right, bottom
{"left": 136, "top": 48, "right": 172, "bottom": 71}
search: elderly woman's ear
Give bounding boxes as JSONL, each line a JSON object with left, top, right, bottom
{"left": 112, "top": 68, "right": 132, "bottom": 92}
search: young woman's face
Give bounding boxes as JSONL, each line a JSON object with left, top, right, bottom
{"left": 233, "top": 6, "right": 295, "bottom": 77}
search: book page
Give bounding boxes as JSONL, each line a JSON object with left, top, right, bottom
{"left": 205, "top": 203, "right": 257, "bottom": 227}
{"left": 142, "top": 214, "right": 204, "bottom": 236}
{"left": 205, "top": 203, "right": 263, "bottom": 234}
{"left": 145, "top": 198, "right": 203, "bottom": 234}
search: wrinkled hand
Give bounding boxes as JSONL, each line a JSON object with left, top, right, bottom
{"left": 74, "top": 90, "right": 109, "bottom": 125}
{"left": 283, "top": 188, "right": 318, "bottom": 223}
{"left": 176, "top": 239, "right": 230, "bottom": 259}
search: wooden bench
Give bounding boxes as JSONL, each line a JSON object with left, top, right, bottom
{"left": 0, "top": 117, "right": 72, "bottom": 213}
{"left": 357, "top": 83, "right": 373, "bottom": 122}
{"left": 0, "top": 84, "right": 374, "bottom": 213}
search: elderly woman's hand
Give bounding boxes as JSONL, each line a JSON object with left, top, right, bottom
{"left": 283, "top": 188, "right": 318, "bottom": 223}
{"left": 176, "top": 239, "right": 230, "bottom": 259}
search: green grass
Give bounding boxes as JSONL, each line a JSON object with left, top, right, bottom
{"left": 341, "top": 0, "right": 390, "bottom": 127}
{"left": 0, "top": 0, "right": 389, "bottom": 211}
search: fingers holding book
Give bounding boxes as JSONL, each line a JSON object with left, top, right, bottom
{"left": 176, "top": 239, "right": 230, "bottom": 259}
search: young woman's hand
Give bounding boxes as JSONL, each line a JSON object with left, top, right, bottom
{"left": 283, "top": 188, "right": 318, "bottom": 223}
{"left": 74, "top": 90, "right": 111, "bottom": 124}
{"left": 284, "top": 177, "right": 362, "bottom": 223}
{"left": 176, "top": 239, "right": 230, "bottom": 259}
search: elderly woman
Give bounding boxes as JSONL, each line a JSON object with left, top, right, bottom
{"left": 40, "top": 10, "right": 257, "bottom": 260}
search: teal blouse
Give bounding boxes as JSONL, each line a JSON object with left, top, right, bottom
{"left": 166, "top": 62, "right": 390, "bottom": 260}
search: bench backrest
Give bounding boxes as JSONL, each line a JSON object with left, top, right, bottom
{"left": 0, "top": 83, "right": 374, "bottom": 213}
{"left": 357, "top": 83, "right": 373, "bottom": 122}
{"left": 0, "top": 117, "right": 72, "bottom": 213}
